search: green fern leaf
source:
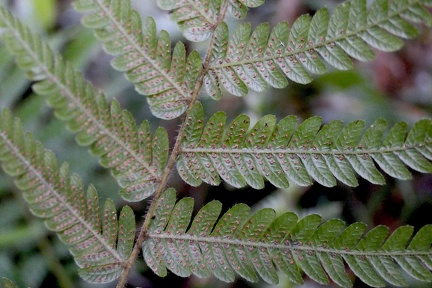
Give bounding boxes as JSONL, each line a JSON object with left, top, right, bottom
{"left": 73, "top": 0, "right": 202, "bottom": 119}
{"left": 157, "top": 0, "right": 221, "bottom": 42}
{"left": 205, "top": 0, "right": 432, "bottom": 97}
{"left": 0, "top": 109, "right": 136, "bottom": 284}
{"left": 177, "top": 103, "right": 432, "bottom": 189}
{"left": 0, "top": 6, "right": 168, "bottom": 201}
{"left": 241, "top": 0, "right": 265, "bottom": 8}
{"left": 156, "top": 0, "right": 264, "bottom": 42}
{"left": 143, "top": 188, "right": 432, "bottom": 287}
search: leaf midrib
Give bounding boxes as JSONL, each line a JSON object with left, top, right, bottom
{"left": 208, "top": 0, "right": 419, "bottom": 70}
{"left": 149, "top": 232, "right": 432, "bottom": 257}
{"left": 181, "top": 141, "right": 431, "bottom": 155}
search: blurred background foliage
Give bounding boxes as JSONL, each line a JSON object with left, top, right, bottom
{"left": 0, "top": 0, "right": 432, "bottom": 287}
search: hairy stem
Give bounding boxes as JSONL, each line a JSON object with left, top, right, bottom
{"left": 116, "top": 1, "right": 230, "bottom": 287}
{"left": 180, "top": 142, "right": 432, "bottom": 155}
{"left": 148, "top": 232, "right": 432, "bottom": 257}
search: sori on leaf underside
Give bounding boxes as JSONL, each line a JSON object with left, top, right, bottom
{"left": 0, "top": 0, "right": 432, "bottom": 287}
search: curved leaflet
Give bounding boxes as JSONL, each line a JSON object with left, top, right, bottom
{"left": 0, "top": 109, "right": 136, "bottom": 284}
{"left": 0, "top": 6, "right": 168, "bottom": 201}
{"left": 73, "top": 0, "right": 203, "bottom": 119}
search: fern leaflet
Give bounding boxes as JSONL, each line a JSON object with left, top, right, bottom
{"left": 157, "top": 0, "right": 221, "bottom": 42}
{"left": 157, "top": 0, "right": 264, "bottom": 42}
{"left": 0, "top": 109, "right": 136, "bottom": 284}
{"left": 204, "top": 0, "right": 432, "bottom": 98}
{"left": 73, "top": 0, "right": 203, "bottom": 119}
{"left": 177, "top": 103, "right": 432, "bottom": 188}
{"left": 0, "top": 6, "right": 168, "bottom": 201}
{"left": 143, "top": 188, "right": 432, "bottom": 287}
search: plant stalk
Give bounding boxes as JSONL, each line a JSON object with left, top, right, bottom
{"left": 116, "top": 1, "right": 230, "bottom": 287}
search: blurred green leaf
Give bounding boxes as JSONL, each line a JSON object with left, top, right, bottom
{"left": 31, "top": 0, "right": 56, "bottom": 30}
{"left": 0, "top": 222, "right": 46, "bottom": 248}
{"left": 1, "top": 277, "right": 18, "bottom": 288}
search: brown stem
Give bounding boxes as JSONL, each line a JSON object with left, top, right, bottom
{"left": 116, "top": 2, "right": 230, "bottom": 287}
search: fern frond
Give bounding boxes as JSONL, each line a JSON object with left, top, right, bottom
{"left": 0, "top": 6, "right": 167, "bottom": 201}
{"left": 0, "top": 109, "right": 136, "bottom": 283}
{"left": 143, "top": 188, "right": 432, "bottom": 287}
{"left": 72, "top": 0, "right": 203, "bottom": 119}
{"left": 156, "top": 0, "right": 264, "bottom": 42}
{"left": 204, "top": 0, "right": 432, "bottom": 98}
{"left": 177, "top": 103, "right": 432, "bottom": 189}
